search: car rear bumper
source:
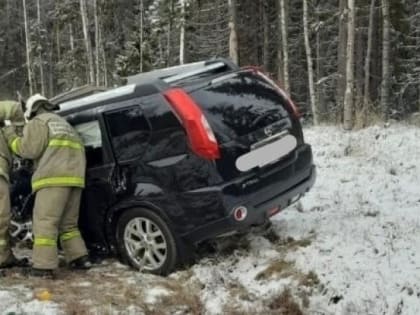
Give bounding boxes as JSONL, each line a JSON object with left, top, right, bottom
{"left": 183, "top": 162, "right": 316, "bottom": 244}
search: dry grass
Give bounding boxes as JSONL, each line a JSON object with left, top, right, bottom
{"left": 255, "top": 259, "right": 296, "bottom": 281}
{"left": 268, "top": 289, "right": 304, "bottom": 315}
{"left": 152, "top": 277, "right": 204, "bottom": 315}
{"left": 2, "top": 269, "right": 152, "bottom": 315}
{"left": 227, "top": 281, "right": 256, "bottom": 302}
{"left": 274, "top": 236, "right": 313, "bottom": 253}
{"left": 298, "top": 271, "right": 320, "bottom": 288}
{"left": 223, "top": 305, "right": 261, "bottom": 315}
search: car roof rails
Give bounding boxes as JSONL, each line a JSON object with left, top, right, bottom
{"left": 51, "top": 85, "right": 108, "bottom": 105}
{"left": 125, "top": 58, "right": 239, "bottom": 86}
{"left": 58, "top": 84, "right": 136, "bottom": 113}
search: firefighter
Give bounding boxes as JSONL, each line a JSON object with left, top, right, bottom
{"left": 0, "top": 100, "right": 29, "bottom": 270}
{"left": 3, "top": 94, "right": 91, "bottom": 278}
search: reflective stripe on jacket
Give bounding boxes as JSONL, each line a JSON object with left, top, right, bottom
{"left": 8, "top": 112, "right": 86, "bottom": 192}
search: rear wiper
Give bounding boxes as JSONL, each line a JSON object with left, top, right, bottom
{"left": 250, "top": 109, "right": 278, "bottom": 127}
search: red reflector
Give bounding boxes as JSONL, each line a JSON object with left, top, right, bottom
{"left": 268, "top": 206, "right": 281, "bottom": 217}
{"left": 233, "top": 206, "right": 248, "bottom": 222}
{"left": 163, "top": 88, "right": 220, "bottom": 160}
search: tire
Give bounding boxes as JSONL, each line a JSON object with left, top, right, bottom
{"left": 116, "top": 208, "right": 178, "bottom": 276}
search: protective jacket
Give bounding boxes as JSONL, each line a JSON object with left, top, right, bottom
{"left": 0, "top": 133, "right": 11, "bottom": 182}
{"left": 0, "top": 100, "right": 25, "bottom": 126}
{"left": 5, "top": 112, "right": 86, "bottom": 192}
{"left": 0, "top": 100, "right": 23, "bottom": 182}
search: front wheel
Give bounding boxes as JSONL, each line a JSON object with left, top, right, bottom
{"left": 116, "top": 208, "right": 178, "bottom": 276}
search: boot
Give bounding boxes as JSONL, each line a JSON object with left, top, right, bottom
{"left": 21, "top": 267, "right": 55, "bottom": 279}
{"left": 0, "top": 255, "right": 30, "bottom": 269}
{"left": 69, "top": 255, "right": 92, "bottom": 270}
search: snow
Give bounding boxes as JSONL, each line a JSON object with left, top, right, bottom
{"left": 1, "top": 123, "right": 419, "bottom": 314}
{"left": 288, "top": 124, "right": 420, "bottom": 314}
{"left": 0, "top": 288, "right": 60, "bottom": 315}
{"left": 144, "top": 287, "right": 171, "bottom": 304}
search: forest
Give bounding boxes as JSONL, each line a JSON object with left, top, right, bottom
{"left": 0, "top": 0, "right": 418, "bottom": 129}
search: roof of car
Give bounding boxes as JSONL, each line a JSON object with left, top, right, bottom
{"left": 57, "top": 58, "right": 238, "bottom": 116}
{"left": 51, "top": 85, "right": 108, "bottom": 105}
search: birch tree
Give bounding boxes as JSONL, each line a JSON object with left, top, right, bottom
{"left": 80, "top": 0, "right": 95, "bottom": 84}
{"left": 139, "top": 0, "right": 144, "bottom": 72}
{"left": 343, "top": 0, "right": 355, "bottom": 130}
{"left": 303, "top": 0, "right": 318, "bottom": 124}
{"left": 179, "top": 0, "right": 186, "bottom": 64}
{"left": 381, "top": 0, "right": 391, "bottom": 120}
{"left": 279, "top": 0, "right": 290, "bottom": 93}
{"left": 94, "top": 0, "right": 100, "bottom": 85}
{"left": 228, "top": 0, "right": 239, "bottom": 64}
{"left": 363, "top": 0, "right": 375, "bottom": 109}
{"left": 36, "top": 0, "right": 45, "bottom": 95}
{"left": 23, "top": 0, "right": 33, "bottom": 95}
{"left": 336, "top": 0, "right": 347, "bottom": 120}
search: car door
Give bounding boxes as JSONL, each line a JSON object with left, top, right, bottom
{"left": 102, "top": 104, "right": 151, "bottom": 194}
{"left": 73, "top": 113, "right": 121, "bottom": 257}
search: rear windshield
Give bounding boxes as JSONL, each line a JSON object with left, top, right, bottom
{"left": 189, "top": 72, "right": 290, "bottom": 142}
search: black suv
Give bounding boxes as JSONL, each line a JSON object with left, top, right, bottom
{"left": 10, "top": 59, "right": 316, "bottom": 275}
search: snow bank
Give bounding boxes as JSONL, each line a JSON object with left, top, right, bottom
{"left": 281, "top": 124, "right": 420, "bottom": 314}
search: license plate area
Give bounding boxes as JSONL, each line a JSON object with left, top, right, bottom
{"left": 235, "top": 133, "right": 297, "bottom": 172}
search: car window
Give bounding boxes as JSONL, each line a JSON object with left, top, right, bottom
{"left": 105, "top": 106, "right": 151, "bottom": 162}
{"left": 74, "top": 120, "right": 104, "bottom": 168}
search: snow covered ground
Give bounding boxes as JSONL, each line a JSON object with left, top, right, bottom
{"left": 1, "top": 124, "right": 420, "bottom": 315}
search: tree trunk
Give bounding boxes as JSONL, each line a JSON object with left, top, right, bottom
{"left": 279, "top": 0, "right": 290, "bottom": 93}
{"left": 303, "top": 0, "right": 318, "bottom": 125}
{"left": 139, "top": 0, "right": 144, "bottom": 71}
{"left": 102, "top": 40, "right": 108, "bottom": 87}
{"left": 23, "top": 0, "right": 33, "bottom": 95}
{"left": 381, "top": 0, "right": 390, "bottom": 120}
{"left": 48, "top": 50, "right": 54, "bottom": 97}
{"left": 363, "top": 0, "right": 375, "bottom": 109}
{"left": 315, "top": 3, "right": 325, "bottom": 118}
{"left": 228, "top": 0, "right": 239, "bottom": 64}
{"left": 336, "top": 0, "right": 347, "bottom": 122}
{"left": 343, "top": 0, "right": 355, "bottom": 130}
{"left": 36, "top": 0, "right": 45, "bottom": 95}
{"left": 166, "top": 0, "right": 174, "bottom": 67}
{"left": 276, "top": 0, "right": 283, "bottom": 83}
{"left": 179, "top": 0, "right": 186, "bottom": 65}
{"left": 69, "top": 24, "right": 75, "bottom": 52}
{"left": 98, "top": 1, "right": 107, "bottom": 86}
{"left": 80, "top": 0, "right": 95, "bottom": 84}
{"left": 94, "top": 0, "right": 100, "bottom": 85}
{"left": 262, "top": 0, "right": 270, "bottom": 71}
{"left": 56, "top": 23, "right": 61, "bottom": 62}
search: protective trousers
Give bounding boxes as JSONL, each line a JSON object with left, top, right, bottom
{"left": 32, "top": 187, "right": 88, "bottom": 270}
{"left": 0, "top": 177, "right": 12, "bottom": 265}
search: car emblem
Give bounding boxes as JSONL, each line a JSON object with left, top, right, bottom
{"left": 264, "top": 125, "right": 274, "bottom": 137}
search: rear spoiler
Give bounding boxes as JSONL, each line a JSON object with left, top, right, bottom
{"left": 126, "top": 58, "right": 239, "bottom": 86}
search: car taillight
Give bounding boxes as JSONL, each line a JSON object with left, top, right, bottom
{"left": 241, "top": 66, "right": 301, "bottom": 119}
{"left": 163, "top": 88, "right": 220, "bottom": 160}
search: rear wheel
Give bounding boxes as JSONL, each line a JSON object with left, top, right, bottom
{"left": 116, "top": 208, "right": 177, "bottom": 275}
